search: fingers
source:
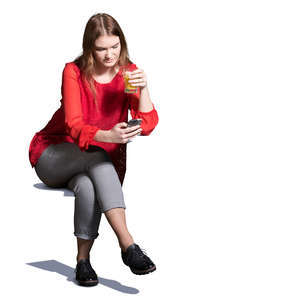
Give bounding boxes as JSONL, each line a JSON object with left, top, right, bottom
{"left": 124, "top": 124, "right": 141, "bottom": 134}
{"left": 115, "top": 122, "right": 142, "bottom": 143}
{"left": 129, "top": 69, "right": 143, "bottom": 75}
{"left": 125, "top": 127, "right": 142, "bottom": 139}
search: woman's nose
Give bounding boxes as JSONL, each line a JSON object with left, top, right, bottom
{"left": 106, "top": 49, "right": 113, "bottom": 57}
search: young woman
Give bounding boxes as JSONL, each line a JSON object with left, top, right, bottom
{"left": 28, "top": 13, "right": 159, "bottom": 287}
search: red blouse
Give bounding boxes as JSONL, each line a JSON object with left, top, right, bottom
{"left": 28, "top": 61, "right": 159, "bottom": 185}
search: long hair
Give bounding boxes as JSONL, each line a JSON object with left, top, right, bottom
{"left": 73, "top": 13, "right": 133, "bottom": 112}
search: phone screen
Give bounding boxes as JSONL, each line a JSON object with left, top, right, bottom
{"left": 127, "top": 119, "right": 142, "bottom": 127}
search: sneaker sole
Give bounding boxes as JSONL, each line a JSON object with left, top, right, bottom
{"left": 77, "top": 279, "right": 99, "bottom": 287}
{"left": 130, "top": 265, "right": 156, "bottom": 275}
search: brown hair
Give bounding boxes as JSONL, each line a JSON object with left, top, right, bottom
{"left": 73, "top": 13, "right": 133, "bottom": 112}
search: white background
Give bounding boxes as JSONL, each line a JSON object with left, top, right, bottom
{"left": 1, "top": 0, "right": 300, "bottom": 299}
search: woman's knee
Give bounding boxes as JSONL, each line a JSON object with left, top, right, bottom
{"left": 68, "top": 173, "right": 94, "bottom": 195}
{"left": 69, "top": 174, "right": 102, "bottom": 213}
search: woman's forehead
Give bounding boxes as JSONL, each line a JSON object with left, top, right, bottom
{"left": 95, "top": 35, "right": 120, "bottom": 47}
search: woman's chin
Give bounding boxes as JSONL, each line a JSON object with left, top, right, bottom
{"left": 98, "top": 59, "right": 119, "bottom": 69}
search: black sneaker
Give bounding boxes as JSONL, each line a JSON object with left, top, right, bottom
{"left": 121, "top": 243, "right": 156, "bottom": 275}
{"left": 74, "top": 258, "right": 99, "bottom": 286}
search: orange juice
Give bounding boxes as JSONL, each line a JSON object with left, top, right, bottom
{"left": 123, "top": 72, "right": 138, "bottom": 94}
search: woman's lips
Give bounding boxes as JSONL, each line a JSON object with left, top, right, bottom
{"left": 105, "top": 59, "right": 114, "bottom": 63}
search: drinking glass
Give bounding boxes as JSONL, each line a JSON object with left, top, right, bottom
{"left": 121, "top": 66, "right": 138, "bottom": 94}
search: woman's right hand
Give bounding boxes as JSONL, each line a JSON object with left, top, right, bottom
{"left": 107, "top": 122, "right": 142, "bottom": 144}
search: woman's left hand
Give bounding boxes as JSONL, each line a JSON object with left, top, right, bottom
{"left": 128, "top": 69, "right": 147, "bottom": 90}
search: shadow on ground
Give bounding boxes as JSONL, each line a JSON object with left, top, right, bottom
{"left": 26, "top": 260, "right": 139, "bottom": 293}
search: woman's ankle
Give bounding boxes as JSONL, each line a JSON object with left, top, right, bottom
{"left": 76, "top": 254, "right": 90, "bottom": 263}
{"left": 119, "top": 237, "right": 135, "bottom": 252}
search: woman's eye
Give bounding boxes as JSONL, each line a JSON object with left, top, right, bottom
{"left": 97, "top": 45, "right": 118, "bottom": 51}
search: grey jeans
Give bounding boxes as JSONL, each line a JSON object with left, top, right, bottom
{"left": 34, "top": 142, "right": 126, "bottom": 240}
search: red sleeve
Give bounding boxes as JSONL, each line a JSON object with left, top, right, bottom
{"left": 62, "top": 63, "right": 99, "bottom": 150}
{"left": 127, "top": 64, "right": 159, "bottom": 136}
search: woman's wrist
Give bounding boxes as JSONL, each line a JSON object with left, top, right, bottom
{"left": 94, "top": 129, "right": 111, "bottom": 143}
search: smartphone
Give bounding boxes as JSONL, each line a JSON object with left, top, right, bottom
{"left": 127, "top": 119, "right": 142, "bottom": 142}
{"left": 127, "top": 118, "right": 142, "bottom": 127}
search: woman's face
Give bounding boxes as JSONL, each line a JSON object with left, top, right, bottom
{"left": 93, "top": 35, "right": 121, "bottom": 68}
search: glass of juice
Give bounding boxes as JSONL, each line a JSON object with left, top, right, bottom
{"left": 121, "top": 66, "right": 138, "bottom": 94}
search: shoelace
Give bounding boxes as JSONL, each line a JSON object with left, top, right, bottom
{"left": 135, "top": 246, "right": 153, "bottom": 265}
{"left": 140, "top": 247, "right": 148, "bottom": 256}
